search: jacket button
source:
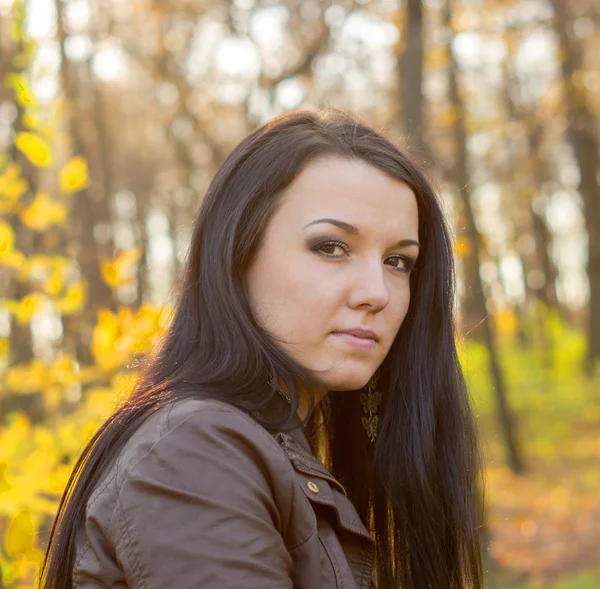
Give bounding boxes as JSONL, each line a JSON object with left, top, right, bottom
{"left": 306, "top": 481, "right": 319, "bottom": 494}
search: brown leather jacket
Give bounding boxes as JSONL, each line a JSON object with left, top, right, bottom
{"left": 73, "top": 397, "right": 377, "bottom": 588}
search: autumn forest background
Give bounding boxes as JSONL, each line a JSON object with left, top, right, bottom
{"left": 1, "top": 0, "right": 599, "bottom": 587}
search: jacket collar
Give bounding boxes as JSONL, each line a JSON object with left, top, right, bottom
{"left": 272, "top": 422, "right": 376, "bottom": 545}
{"left": 274, "top": 412, "right": 349, "bottom": 497}
{"left": 285, "top": 412, "right": 314, "bottom": 454}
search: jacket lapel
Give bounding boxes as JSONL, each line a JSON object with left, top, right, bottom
{"left": 273, "top": 429, "right": 374, "bottom": 543}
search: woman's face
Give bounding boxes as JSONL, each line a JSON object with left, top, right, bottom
{"left": 244, "top": 156, "right": 420, "bottom": 393}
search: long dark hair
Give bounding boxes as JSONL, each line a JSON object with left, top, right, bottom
{"left": 39, "top": 108, "right": 484, "bottom": 589}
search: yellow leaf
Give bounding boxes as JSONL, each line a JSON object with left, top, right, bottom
{"left": 92, "top": 309, "right": 131, "bottom": 370}
{"left": 5, "top": 358, "right": 47, "bottom": 393}
{"left": 4, "top": 73, "right": 36, "bottom": 107}
{"left": 1, "top": 299, "right": 20, "bottom": 314}
{"left": 494, "top": 308, "right": 518, "bottom": 338}
{"left": 48, "top": 465, "right": 71, "bottom": 495}
{"left": 29, "top": 546, "right": 46, "bottom": 568}
{"left": 15, "top": 132, "right": 53, "bottom": 167}
{"left": 14, "top": 293, "right": 45, "bottom": 325}
{"left": 4, "top": 509, "right": 34, "bottom": 558}
{"left": 0, "top": 220, "right": 16, "bottom": 256}
{"left": 0, "top": 164, "right": 28, "bottom": 207}
{"left": 93, "top": 309, "right": 119, "bottom": 348}
{"left": 48, "top": 354, "right": 77, "bottom": 386}
{"left": 117, "top": 306, "right": 135, "bottom": 331}
{"left": 3, "top": 177, "right": 28, "bottom": 201}
{"left": 453, "top": 236, "right": 472, "bottom": 258}
{"left": 43, "top": 385, "right": 63, "bottom": 410}
{"left": 22, "top": 112, "right": 40, "bottom": 130}
{"left": 111, "top": 371, "right": 139, "bottom": 398}
{"left": 127, "top": 303, "right": 166, "bottom": 354}
{"left": 59, "top": 156, "right": 90, "bottom": 193}
{"left": 118, "top": 247, "right": 142, "bottom": 264}
{"left": 100, "top": 260, "right": 120, "bottom": 288}
{"left": 43, "top": 269, "right": 63, "bottom": 296}
{"left": 7, "top": 412, "right": 32, "bottom": 432}
{"left": 15, "top": 82, "right": 36, "bottom": 107}
{"left": 0, "top": 162, "right": 21, "bottom": 184}
{"left": 86, "top": 387, "right": 120, "bottom": 416}
{"left": 55, "top": 281, "right": 86, "bottom": 314}
{"left": 0, "top": 462, "right": 10, "bottom": 493}
{"left": 20, "top": 192, "right": 67, "bottom": 231}
{"left": 101, "top": 248, "right": 142, "bottom": 289}
{"left": 2, "top": 250, "right": 28, "bottom": 278}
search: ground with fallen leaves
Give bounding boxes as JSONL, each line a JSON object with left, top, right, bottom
{"left": 461, "top": 318, "right": 600, "bottom": 589}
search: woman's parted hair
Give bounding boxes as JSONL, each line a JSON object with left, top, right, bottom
{"left": 39, "top": 108, "right": 484, "bottom": 589}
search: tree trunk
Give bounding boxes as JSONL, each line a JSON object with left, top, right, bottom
{"left": 398, "top": 0, "right": 424, "bottom": 148}
{"left": 55, "top": 0, "right": 114, "bottom": 366}
{"left": 527, "top": 126, "right": 561, "bottom": 313}
{"left": 443, "top": 0, "right": 525, "bottom": 474}
{"left": 551, "top": 0, "right": 600, "bottom": 375}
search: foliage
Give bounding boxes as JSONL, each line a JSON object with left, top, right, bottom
{"left": 492, "top": 571, "right": 600, "bottom": 589}
{"left": 458, "top": 308, "right": 600, "bottom": 587}
{"left": 0, "top": 4, "right": 166, "bottom": 585}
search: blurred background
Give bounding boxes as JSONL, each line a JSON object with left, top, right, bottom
{"left": 0, "top": 0, "right": 599, "bottom": 586}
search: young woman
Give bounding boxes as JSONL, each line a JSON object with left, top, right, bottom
{"left": 39, "top": 109, "right": 484, "bottom": 589}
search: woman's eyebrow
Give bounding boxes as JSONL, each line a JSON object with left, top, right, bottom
{"left": 303, "top": 217, "right": 420, "bottom": 248}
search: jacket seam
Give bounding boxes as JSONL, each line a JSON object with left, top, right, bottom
{"left": 116, "top": 494, "right": 148, "bottom": 589}
{"left": 358, "top": 550, "right": 369, "bottom": 589}
{"left": 359, "top": 543, "right": 376, "bottom": 589}
{"left": 319, "top": 534, "right": 345, "bottom": 589}
{"left": 285, "top": 518, "right": 317, "bottom": 551}
{"left": 71, "top": 544, "right": 91, "bottom": 585}
{"left": 73, "top": 471, "right": 119, "bottom": 575}
{"left": 86, "top": 471, "right": 118, "bottom": 513}
{"left": 283, "top": 459, "right": 296, "bottom": 548}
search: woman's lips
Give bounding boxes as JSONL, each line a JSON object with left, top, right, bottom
{"left": 331, "top": 332, "right": 377, "bottom": 350}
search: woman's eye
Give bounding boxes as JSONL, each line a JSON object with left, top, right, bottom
{"left": 386, "top": 256, "right": 416, "bottom": 273}
{"left": 317, "top": 241, "right": 348, "bottom": 256}
{"left": 387, "top": 257, "right": 406, "bottom": 271}
{"left": 312, "top": 241, "right": 415, "bottom": 274}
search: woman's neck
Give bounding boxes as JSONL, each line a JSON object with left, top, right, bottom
{"left": 274, "top": 378, "right": 327, "bottom": 421}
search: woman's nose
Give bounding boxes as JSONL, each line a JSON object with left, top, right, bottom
{"left": 347, "top": 259, "right": 390, "bottom": 310}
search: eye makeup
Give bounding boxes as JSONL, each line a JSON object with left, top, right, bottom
{"left": 306, "top": 236, "right": 418, "bottom": 274}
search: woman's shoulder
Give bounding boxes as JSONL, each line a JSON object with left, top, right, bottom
{"left": 116, "top": 396, "right": 289, "bottom": 476}
{"left": 74, "top": 397, "right": 300, "bottom": 585}
{"left": 84, "top": 396, "right": 296, "bottom": 533}
{"left": 84, "top": 396, "right": 291, "bottom": 520}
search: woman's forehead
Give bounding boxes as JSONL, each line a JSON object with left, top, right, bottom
{"left": 274, "top": 158, "right": 419, "bottom": 235}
